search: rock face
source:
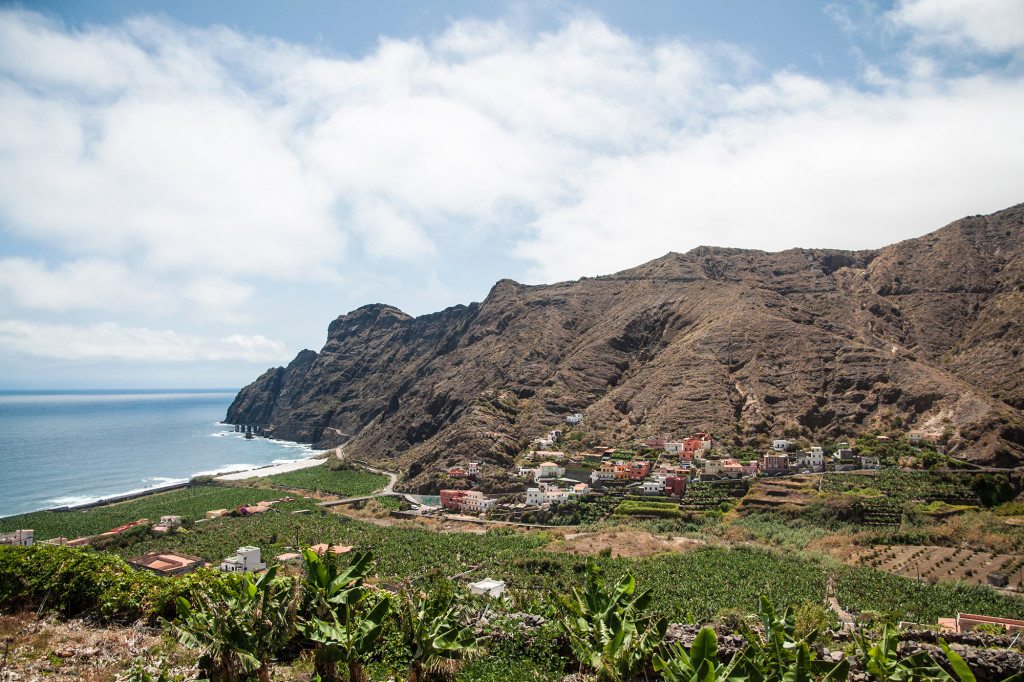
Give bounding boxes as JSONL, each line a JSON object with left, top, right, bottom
{"left": 228, "top": 204, "right": 1024, "bottom": 490}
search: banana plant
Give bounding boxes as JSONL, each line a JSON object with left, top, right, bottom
{"left": 299, "top": 549, "right": 387, "bottom": 682}
{"left": 171, "top": 566, "right": 297, "bottom": 682}
{"left": 854, "top": 624, "right": 950, "bottom": 681}
{"left": 731, "top": 596, "right": 848, "bottom": 682}
{"left": 557, "top": 562, "right": 668, "bottom": 682}
{"left": 397, "top": 585, "right": 483, "bottom": 682}
{"left": 654, "top": 627, "right": 746, "bottom": 682}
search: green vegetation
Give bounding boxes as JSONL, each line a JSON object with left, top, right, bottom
{"left": 75, "top": 505, "right": 1024, "bottom": 624}
{"left": 261, "top": 465, "right": 389, "bottom": 497}
{"left": 5, "top": 545, "right": 1020, "bottom": 681}
{"left": 729, "top": 513, "right": 853, "bottom": 549}
{"left": 558, "top": 563, "right": 666, "bottom": 681}
{"left": 613, "top": 500, "right": 681, "bottom": 518}
{"left": 821, "top": 470, "right": 1016, "bottom": 508}
{"left": 0, "top": 485, "right": 312, "bottom": 541}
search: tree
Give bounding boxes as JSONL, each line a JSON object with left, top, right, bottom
{"left": 171, "top": 567, "right": 297, "bottom": 682}
{"left": 299, "top": 548, "right": 389, "bottom": 682}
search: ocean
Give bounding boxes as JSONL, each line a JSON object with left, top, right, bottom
{"left": 0, "top": 389, "right": 321, "bottom": 518}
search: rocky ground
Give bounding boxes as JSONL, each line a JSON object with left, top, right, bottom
{"left": 0, "top": 613, "right": 194, "bottom": 681}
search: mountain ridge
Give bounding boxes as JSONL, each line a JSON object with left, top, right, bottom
{"left": 228, "top": 203, "right": 1024, "bottom": 490}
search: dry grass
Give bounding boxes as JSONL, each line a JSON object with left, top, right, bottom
{"left": 546, "top": 526, "right": 704, "bottom": 558}
{"left": 0, "top": 613, "right": 195, "bottom": 681}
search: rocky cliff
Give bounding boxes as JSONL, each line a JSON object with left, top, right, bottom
{"left": 228, "top": 203, "right": 1024, "bottom": 490}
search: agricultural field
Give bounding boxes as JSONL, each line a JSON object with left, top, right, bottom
{"left": 107, "top": 507, "right": 1024, "bottom": 624}
{"left": 0, "top": 485, "right": 311, "bottom": 541}
{"left": 613, "top": 499, "right": 681, "bottom": 518}
{"left": 260, "top": 465, "right": 389, "bottom": 496}
{"left": 835, "top": 544, "right": 1024, "bottom": 589}
{"left": 821, "top": 469, "right": 1011, "bottom": 506}
{"left": 681, "top": 480, "right": 749, "bottom": 510}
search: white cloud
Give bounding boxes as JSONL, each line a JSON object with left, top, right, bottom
{"left": 0, "top": 6, "right": 1021, "bottom": 321}
{"left": 888, "top": 0, "right": 1024, "bottom": 53}
{"left": 0, "top": 257, "right": 167, "bottom": 313}
{"left": 0, "top": 319, "right": 288, "bottom": 362}
{"left": 0, "top": 257, "right": 255, "bottom": 322}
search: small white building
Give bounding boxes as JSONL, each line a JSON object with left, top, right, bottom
{"left": 525, "top": 488, "right": 545, "bottom": 505}
{"left": 807, "top": 447, "right": 824, "bottom": 467}
{"left": 467, "top": 462, "right": 481, "bottom": 476}
{"left": 160, "top": 515, "right": 182, "bottom": 527}
{"left": 860, "top": 455, "right": 881, "bottom": 469}
{"left": 641, "top": 479, "right": 664, "bottom": 495}
{"left": 461, "top": 490, "right": 497, "bottom": 513}
{"left": 771, "top": 439, "right": 791, "bottom": 452}
{"left": 664, "top": 442, "right": 684, "bottom": 454}
{"left": 565, "top": 413, "right": 583, "bottom": 425}
{"left": 469, "top": 578, "right": 506, "bottom": 598}
{"left": 220, "top": 546, "right": 266, "bottom": 573}
{"left": 0, "top": 529, "right": 33, "bottom": 547}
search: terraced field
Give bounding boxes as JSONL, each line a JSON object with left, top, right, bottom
{"left": 737, "top": 475, "right": 820, "bottom": 514}
{"left": 836, "top": 544, "right": 1024, "bottom": 589}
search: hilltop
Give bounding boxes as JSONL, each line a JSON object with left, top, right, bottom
{"left": 228, "top": 203, "right": 1024, "bottom": 491}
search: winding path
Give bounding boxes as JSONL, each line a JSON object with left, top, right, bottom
{"left": 318, "top": 463, "right": 412, "bottom": 507}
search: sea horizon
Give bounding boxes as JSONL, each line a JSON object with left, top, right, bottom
{"left": 0, "top": 388, "right": 322, "bottom": 518}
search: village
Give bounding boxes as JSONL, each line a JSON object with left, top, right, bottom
{"left": 436, "top": 416, "right": 941, "bottom": 519}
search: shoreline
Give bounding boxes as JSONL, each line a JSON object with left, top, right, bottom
{"left": 0, "top": 429, "right": 330, "bottom": 519}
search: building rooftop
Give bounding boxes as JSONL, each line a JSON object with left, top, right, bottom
{"left": 310, "top": 543, "right": 354, "bottom": 555}
{"left": 128, "top": 552, "right": 205, "bottom": 575}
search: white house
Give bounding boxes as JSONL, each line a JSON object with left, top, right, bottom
{"left": 0, "top": 529, "right": 33, "bottom": 547}
{"left": 220, "top": 546, "right": 266, "bottom": 573}
{"left": 808, "top": 447, "right": 824, "bottom": 467}
{"left": 518, "top": 465, "right": 536, "bottom": 478}
{"left": 665, "top": 442, "right": 684, "bottom": 454}
{"left": 467, "top": 462, "right": 481, "bottom": 476}
{"left": 771, "top": 439, "right": 791, "bottom": 452}
{"left": 565, "top": 413, "right": 584, "bottom": 425}
{"left": 641, "top": 479, "right": 664, "bottom": 495}
{"left": 525, "top": 488, "right": 545, "bottom": 505}
{"left": 461, "top": 490, "right": 497, "bottom": 513}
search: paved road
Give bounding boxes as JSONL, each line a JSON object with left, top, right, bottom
{"left": 319, "top": 463, "right": 403, "bottom": 507}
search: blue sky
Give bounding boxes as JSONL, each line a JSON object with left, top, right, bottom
{"left": 0, "top": 0, "right": 1022, "bottom": 389}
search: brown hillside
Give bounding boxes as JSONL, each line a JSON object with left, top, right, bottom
{"left": 228, "top": 204, "right": 1024, "bottom": 490}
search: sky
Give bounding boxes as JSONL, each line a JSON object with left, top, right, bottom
{"left": 0, "top": 0, "right": 1022, "bottom": 389}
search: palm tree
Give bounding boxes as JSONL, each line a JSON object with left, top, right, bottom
{"left": 299, "top": 548, "right": 389, "bottom": 682}
{"left": 171, "top": 566, "right": 297, "bottom": 682}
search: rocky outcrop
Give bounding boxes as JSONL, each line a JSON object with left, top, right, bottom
{"left": 228, "top": 203, "right": 1024, "bottom": 489}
